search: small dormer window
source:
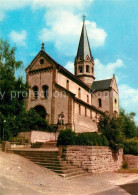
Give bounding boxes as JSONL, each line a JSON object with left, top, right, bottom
{"left": 39, "top": 58, "right": 44, "bottom": 65}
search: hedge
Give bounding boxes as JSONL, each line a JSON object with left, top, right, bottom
{"left": 57, "top": 129, "right": 109, "bottom": 146}
{"left": 123, "top": 138, "right": 138, "bottom": 155}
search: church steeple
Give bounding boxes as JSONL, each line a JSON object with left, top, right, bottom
{"left": 74, "top": 16, "right": 95, "bottom": 86}
{"left": 76, "top": 16, "right": 93, "bottom": 61}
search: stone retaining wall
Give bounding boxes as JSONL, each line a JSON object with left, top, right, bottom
{"left": 19, "top": 131, "right": 58, "bottom": 143}
{"left": 64, "top": 146, "right": 123, "bottom": 173}
{"left": 124, "top": 155, "right": 138, "bottom": 169}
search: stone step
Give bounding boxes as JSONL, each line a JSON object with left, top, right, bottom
{"left": 43, "top": 165, "right": 74, "bottom": 170}
{"left": 65, "top": 172, "right": 90, "bottom": 180}
{"left": 59, "top": 170, "right": 86, "bottom": 178}
{"left": 50, "top": 168, "right": 83, "bottom": 174}
{"left": 22, "top": 156, "right": 60, "bottom": 160}
{"left": 31, "top": 142, "right": 57, "bottom": 148}
{"left": 12, "top": 150, "right": 88, "bottom": 179}
{"left": 30, "top": 160, "right": 67, "bottom": 165}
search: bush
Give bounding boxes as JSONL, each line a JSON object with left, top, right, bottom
{"left": 123, "top": 138, "right": 138, "bottom": 155}
{"left": 57, "top": 130, "right": 109, "bottom": 146}
{"left": 122, "top": 162, "right": 128, "bottom": 169}
{"left": 57, "top": 129, "right": 75, "bottom": 146}
{"left": 9, "top": 136, "right": 29, "bottom": 144}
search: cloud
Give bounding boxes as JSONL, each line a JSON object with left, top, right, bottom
{"left": 119, "top": 84, "right": 138, "bottom": 125}
{"left": 9, "top": 30, "right": 27, "bottom": 46}
{"left": 39, "top": 10, "right": 107, "bottom": 55}
{"left": 0, "top": 0, "right": 94, "bottom": 10}
{"left": 94, "top": 59, "right": 124, "bottom": 81}
{"left": 0, "top": 0, "right": 93, "bottom": 21}
{"left": 64, "top": 61, "right": 74, "bottom": 74}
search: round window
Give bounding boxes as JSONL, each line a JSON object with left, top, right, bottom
{"left": 39, "top": 58, "right": 44, "bottom": 65}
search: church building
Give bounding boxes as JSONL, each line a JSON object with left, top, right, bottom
{"left": 25, "top": 18, "right": 119, "bottom": 133}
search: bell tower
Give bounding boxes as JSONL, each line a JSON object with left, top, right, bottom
{"left": 74, "top": 16, "right": 95, "bottom": 86}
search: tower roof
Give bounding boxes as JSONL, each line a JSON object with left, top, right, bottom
{"left": 76, "top": 19, "right": 93, "bottom": 60}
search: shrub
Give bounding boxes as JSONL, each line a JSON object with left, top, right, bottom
{"left": 9, "top": 136, "right": 28, "bottom": 144}
{"left": 123, "top": 138, "right": 138, "bottom": 155}
{"left": 57, "top": 130, "right": 109, "bottom": 146}
{"left": 122, "top": 162, "right": 128, "bottom": 169}
{"left": 75, "top": 133, "right": 92, "bottom": 146}
{"left": 57, "top": 129, "right": 75, "bottom": 146}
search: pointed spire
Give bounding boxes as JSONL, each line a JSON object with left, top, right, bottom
{"left": 76, "top": 16, "right": 93, "bottom": 60}
{"left": 41, "top": 42, "right": 45, "bottom": 51}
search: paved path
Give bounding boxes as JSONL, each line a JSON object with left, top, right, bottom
{"left": 0, "top": 150, "right": 138, "bottom": 195}
{"left": 93, "top": 179, "right": 138, "bottom": 195}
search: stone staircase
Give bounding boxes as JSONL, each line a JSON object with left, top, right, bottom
{"left": 12, "top": 150, "right": 89, "bottom": 179}
{"left": 31, "top": 141, "right": 57, "bottom": 148}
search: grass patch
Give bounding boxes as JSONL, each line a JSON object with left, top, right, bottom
{"left": 118, "top": 169, "right": 138, "bottom": 174}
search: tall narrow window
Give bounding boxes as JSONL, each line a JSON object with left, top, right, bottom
{"left": 32, "top": 86, "right": 38, "bottom": 100}
{"left": 91, "top": 94, "right": 92, "bottom": 105}
{"left": 90, "top": 110, "right": 92, "bottom": 119}
{"left": 87, "top": 95, "right": 89, "bottom": 103}
{"left": 98, "top": 98, "right": 102, "bottom": 108}
{"left": 86, "top": 65, "right": 90, "bottom": 73}
{"left": 42, "top": 85, "right": 48, "bottom": 98}
{"left": 92, "top": 67, "right": 94, "bottom": 73}
{"left": 78, "top": 88, "right": 81, "bottom": 98}
{"left": 85, "top": 107, "right": 87, "bottom": 117}
{"left": 66, "top": 80, "right": 69, "bottom": 90}
{"left": 79, "top": 104, "right": 81, "bottom": 115}
{"left": 78, "top": 66, "right": 83, "bottom": 73}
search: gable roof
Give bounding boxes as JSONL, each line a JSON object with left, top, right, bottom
{"left": 26, "top": 49, "right": 91, "bottom": 91}
{"left": 91, "top": 79, "right": 112, "bottom": 92}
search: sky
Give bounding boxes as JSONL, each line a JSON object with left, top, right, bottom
{"left": 0, "top": 0, "right": 138, "bottom": 124}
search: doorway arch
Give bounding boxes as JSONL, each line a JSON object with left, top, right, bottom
{"left": 34, "top": 105, "right": 47, "bottom": 119}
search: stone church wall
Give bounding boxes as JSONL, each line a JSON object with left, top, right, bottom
{"left": 64, "top": 146, "right": 123, "bottom": 173}
{"left": 57, "top": 72, "right": 91, "bottom": 103}
{"left": 26, "top": 71, "right": 53, "bottom": 123}
{"left": 73, "top": 102, "right": 98, "bottom": 133}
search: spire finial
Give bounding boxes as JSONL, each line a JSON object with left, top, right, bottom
{"left": 41, "top": 42, "right": 45, "bottom": 51}
{"left": 83, "top": 15, "right": 86, "bottom": 23}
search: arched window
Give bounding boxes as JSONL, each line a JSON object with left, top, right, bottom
{"left": 78, "top": 66, "right": 83, "bottom": 73}
{"left": 98, "top": 98, "right": 102, "bottom": 108}
{"left": 115, "top": 98, "right": 117, "bottom": 104}
{"left": 66, "top": 80, "right": 69, "bottom": 90}
{"left": 86, "top": 65, "right": 90, "bottom": 73}
{"left": 79, "top": 104, "right": 81, "bottom": 115}
{"left": 87, "top": 95, "right": 89, "bottom": 103}
{"left": 32, "top": 86, "right": 38, "bottom": 100}
{"left": 78, "top": 88, "right": 81, "bottom": 98}
{"left": 42, "top": 85, "right": 48, "bottom": 98}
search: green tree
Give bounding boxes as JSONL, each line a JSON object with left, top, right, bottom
{"left": 0, "top": 39, "right": 27, "bottom": 118}
{"left": 119, "top": 109, "right": 138, "bottom": 138}
{"left": 0, "top": 39, "right": 28, "bottom": 140}
{"left": 98, "top": 114, "right": 124, "bottom": 151}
